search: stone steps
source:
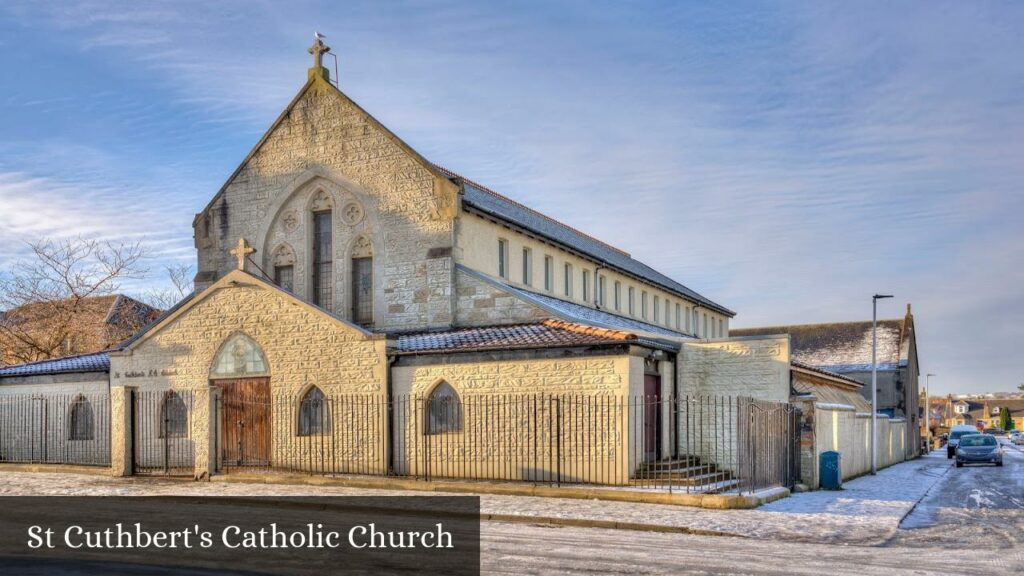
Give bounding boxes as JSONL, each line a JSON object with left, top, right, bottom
{"left": 634, "top": 456, "right": 738, "bottom": 491}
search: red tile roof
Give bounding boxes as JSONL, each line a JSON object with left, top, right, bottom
{"left": 394, "top": 319, "right": 640, "bottom": 354}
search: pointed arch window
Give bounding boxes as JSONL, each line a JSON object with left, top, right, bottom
{"left": 211, "top": 334, "right": 268, "bottom": 378}
{"left": 159, "top": 391, "right": 189, "bottom": 439}
{"left": 298, "top": 387, "right": 330, "bottom": 436}
{"left": 425, "top": 381, "right": 462, "bottom": 435}
{"left": 351, "top": 236, "right": 373, "bottom": 326}
{"left": 272, "top": 244, "right": 297, "bottom": 293}
{"left": 309, "top": 189, "right": 335, "bottom": 310}
{"left": 68, "top": 395, "right": 94, "bottom": 441}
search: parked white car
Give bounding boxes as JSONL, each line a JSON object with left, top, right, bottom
{"left": 1011, "top": 431, "right": 1024, "bottom": 445}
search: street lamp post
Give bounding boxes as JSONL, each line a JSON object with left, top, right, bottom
{"left": 871, "top": 294, "right": 893, "bottom": 475}
{"left": 925, "top": 373, "right": 936, "bottom": 453}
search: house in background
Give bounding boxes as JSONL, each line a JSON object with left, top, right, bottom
{"left": 732, "top": 304, "right": 921, "bottom": 458}
{"left": 945, "top": 396, "right": 1024, "bottom": 431}
{"left": 1, "top": 295, "right": 160, "bottom": 366}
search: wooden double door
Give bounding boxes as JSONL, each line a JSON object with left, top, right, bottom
{"left": 215, "top": 377, "right": 271, "bottom": 468}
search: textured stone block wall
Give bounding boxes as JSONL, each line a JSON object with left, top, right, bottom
{"left": 676, "top": 336, "right": 790, "bottom": 472}
{"left": 0, "top": 385, "right": 111, "bottom": 466}
{"left": 110, "top": 281, "right": 388, "bottom": 474}
{"left": 453, "top": 268, "right": 551, "bottom": 327}
{"left": 194, "top": 78, "right": 458, "bottom": 332}
{"left": 392, "top": 355, "right": 634, "bottom": 484}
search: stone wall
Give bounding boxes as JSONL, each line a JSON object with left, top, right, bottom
{"left": 453, "top": 268, "right": 551, "bottom": 327}
{"left": 0, "top": 382, "right": 111, "bottom": 466}
{"left": 676, "top": 336, "right": 790, "bottom": 472}
{"left": 677, "top": 336, "right": 790, "bottom": 402}
{"left": 392, "top": 355, "right": 636, "bottom": 484}
{"left": 194, "top": 77, "right": 459, "bottom": 332}
{"left": 110, "top": 273, "right": 388, "bottom": 475}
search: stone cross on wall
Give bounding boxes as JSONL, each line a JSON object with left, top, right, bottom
{"left": 308, "top": 32, "right": 331, "bottom": 69}
{"left": 229, "top": 238, "right": 256, "bottom": 271}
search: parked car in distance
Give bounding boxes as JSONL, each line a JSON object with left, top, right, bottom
{"left": 1012, "top": 432, "right": 1024, "bottom": 445}
{"left": 947, "top": 425, "right": 983, "bottom": 458}
{"left": 955, "top": 434, "right": 1003, "bottom": 467}
{"left": 984, "top": 428, "right": 1007, "bottom": 437}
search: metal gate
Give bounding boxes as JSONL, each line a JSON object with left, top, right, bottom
{"left": 132, "top": 389, "right": 195, "bottom": 476}
{"left": 738, "top": 399, "right": 801, "bottom": 491}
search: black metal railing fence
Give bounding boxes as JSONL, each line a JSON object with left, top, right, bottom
{"left": 0, "top": 388, "right": 799, "bottom": 493}
{"left": 212, "top": 392, "right": 799, "bottom": 494}
{"left": 0, "top": 392, "right": 111, "bottom": 466}
{"left": 132, "top": 389, "right": 195, "bottom": 476}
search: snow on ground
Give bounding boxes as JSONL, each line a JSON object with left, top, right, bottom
{"left": 0, "top": 451, "right": 954, "bottom": 546}
{"left": 892, "top": 442, "right": 1024, "bottom": 549}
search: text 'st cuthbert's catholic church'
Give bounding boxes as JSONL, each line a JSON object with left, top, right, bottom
{"left": 0, "top": 38, "right": 918, "bottom": 487}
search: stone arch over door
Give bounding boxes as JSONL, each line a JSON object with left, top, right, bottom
{"left": 209, "top": 332, "right": 272, "bottom": 470}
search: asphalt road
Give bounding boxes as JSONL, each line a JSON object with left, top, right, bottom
{"left": 478, "top": 442, "right": 1024, "bottom": 575}
{"left": 480, "top": 520, "right": 1020, "bottom": 575}
{"left": 894, "top": 438, "right": 1024, "bottom": 549}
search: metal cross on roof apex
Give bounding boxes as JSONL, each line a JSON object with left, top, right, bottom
{"left": 229, "top": 238, "right": 256, "bottom": 271}
{"left": 308, "top": 32, "right": 331, "bottom": 69}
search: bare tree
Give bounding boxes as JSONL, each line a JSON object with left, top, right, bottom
{"left": 0, "top": 237, "right": 148, "bottom": 364}
{"left": 142, "top": 263, "right": 195, "bottom": 310}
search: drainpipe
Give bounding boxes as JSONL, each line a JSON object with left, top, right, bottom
{"left": 671, "top": 351, "right": 679, "bottom": 459}
{"left": 386, "top": 353, "right": 397, "bottom": 475}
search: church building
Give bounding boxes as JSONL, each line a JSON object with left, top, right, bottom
{"left": 0, "top": 38, "right": 803, "bottom": 488}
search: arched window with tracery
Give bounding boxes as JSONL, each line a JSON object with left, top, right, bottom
{"left": 159, "top": 391, "right": 189, "bottom": 438}
{"left": 211, "top": 334, "right": 268, "bottom": 378}
{"left": 272, "top": 244, "right": 297, "bottom": 293}
{"left": 68, "top": 395, "right": 94, "bottom": 441}
{"left": 350, "top": 236, "right": 373, "bottom": 326}
{"left": 298, "top": 386, "right": 330, "bottom": 436}
{"left": 310, "top": 190, "right": 334, "bottom": 310}
{"left": 425, "top": 381, "right": 461, "bottom": 435}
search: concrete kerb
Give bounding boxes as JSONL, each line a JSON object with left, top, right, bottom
{"left": 210, "top": 472, "right": 790, "bottom": 510}
{"left": 0, "top": 463, "right": 117, "bottom": 477}
{"left": 0, "top": 463, "right": 789, "bottom": 511}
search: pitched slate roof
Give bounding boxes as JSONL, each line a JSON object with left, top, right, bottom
{"left": 0, "top": 351, "right": 110, "bottom": 377}
{"left": 457, "top": 265, "right": 693, "bottom": 341}
{"left": 730, "top": 319, "right": 910, "bottom": 374}
{"left": 435, "top": 166, "right": 734, "bottom": 317}
{"left": 394, "top": 319, "right": 675, "bottom": 354}
{"left": 790, "top": 360, "right": 864, "bottom": 388}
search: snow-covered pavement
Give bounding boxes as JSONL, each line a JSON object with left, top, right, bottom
{"left": 0, "top": 451, "right": 955, "bottom": 547}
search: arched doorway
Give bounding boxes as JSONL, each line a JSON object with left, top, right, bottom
{"left": 210, "top": 333, "right": 271, "bottom": 470}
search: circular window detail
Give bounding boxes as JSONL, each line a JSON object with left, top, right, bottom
{"left": 281, "top": 210, "right": 300, "bottom": 233}
{"left": 341, "top": 201, "right": 364, "bottom": 226}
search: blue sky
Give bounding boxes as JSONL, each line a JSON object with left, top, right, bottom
{"left": 1, "top": 1, "right": 1021, "bottom": 394}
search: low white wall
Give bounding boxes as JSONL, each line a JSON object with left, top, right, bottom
{"left": 0, "top": 384, "right": 112, "bottom": 466}
{"left": 814, "top": 405, "right": 907, "bottom": 485}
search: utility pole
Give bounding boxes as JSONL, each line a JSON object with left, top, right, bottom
{"left": 925, "top": 373, "right": 936, "bottom": 453}
{"left": 871, "top": 294, "right": 893, "bottom": 475}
